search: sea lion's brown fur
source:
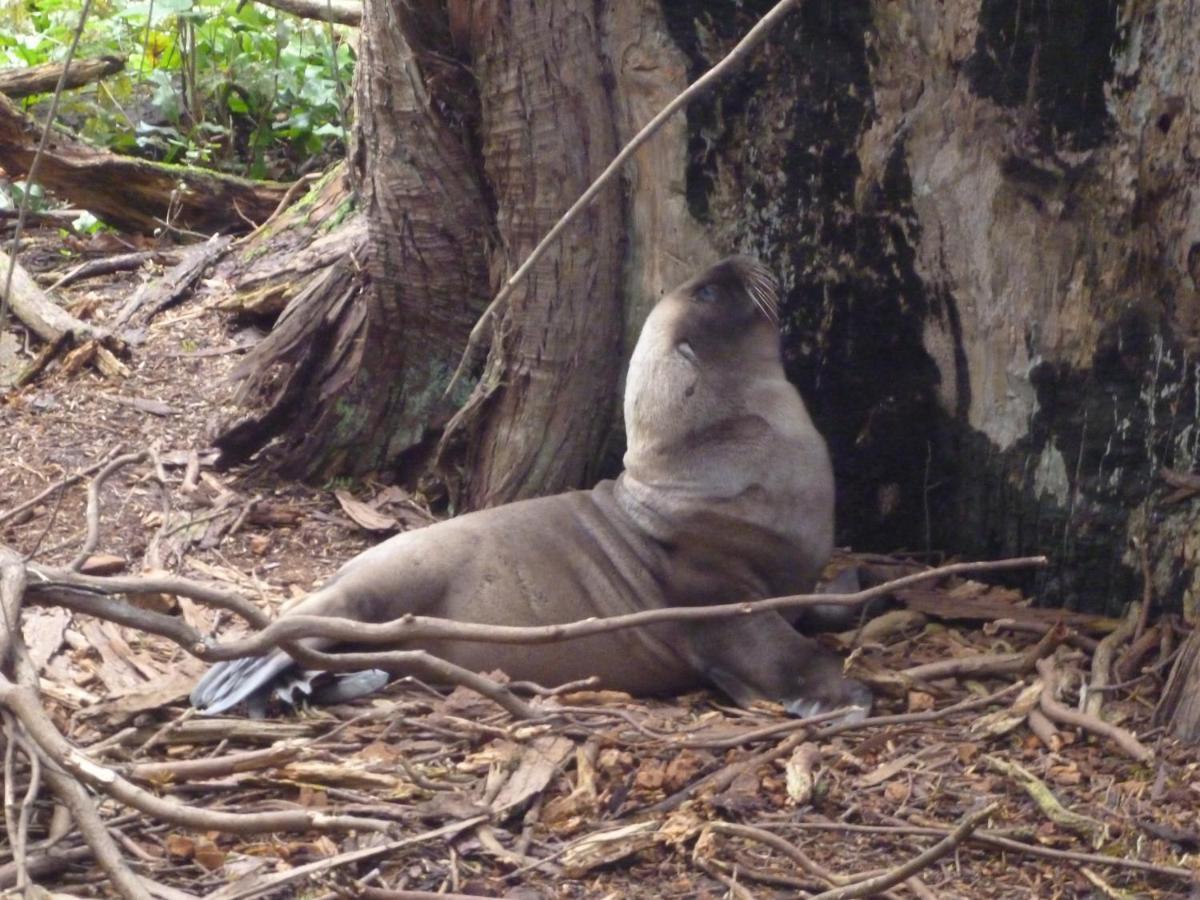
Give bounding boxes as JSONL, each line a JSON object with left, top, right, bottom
{"left": 191, "top": 257, "right": 871, "bottom": 718}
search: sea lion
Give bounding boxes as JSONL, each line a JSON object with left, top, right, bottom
{"left": 191, "top": 256, "right": 872, "bottom": 719}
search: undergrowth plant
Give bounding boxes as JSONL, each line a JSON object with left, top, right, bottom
{"left": 0, "top": 0, "right": 354, "bottom": 180}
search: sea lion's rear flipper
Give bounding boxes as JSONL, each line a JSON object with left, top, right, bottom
{"left": 190, "top": 645, "right": 390, "bottom": 716}
{"left": 681, "top": 613, "right": 872, "bottom": 723}
{"left": 190, "top": 651, "right": 298, "bottom": 715}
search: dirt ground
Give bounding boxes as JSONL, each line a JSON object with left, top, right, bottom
{"left": 1, "top": 227, "right": 1198, "bottom": 898}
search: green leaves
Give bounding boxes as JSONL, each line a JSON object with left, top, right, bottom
{"left": 7, "top": 0, "right": 355, "bottom": 178}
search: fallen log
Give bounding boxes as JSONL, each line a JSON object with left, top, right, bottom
{"left": 0, "top": 56, "right": 124, "bottom": 98}
{"left": 0, "top": 93, "right": 288, "bottom": 234}
{"left": 0, "top": 248, "right": 107, "bottom": 344}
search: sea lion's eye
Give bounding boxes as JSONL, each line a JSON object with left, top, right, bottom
{"left": 694, "top": 284, "right": 719, "bottom": 303}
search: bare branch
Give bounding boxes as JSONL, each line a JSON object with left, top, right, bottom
{"left": 809, "top": 803, "right": 998, "bottom": 899}
{"left": 187, "top": 556, "right": 1049, "bottom": 661}
{"left": 67, "top": 451, "right": 149, "bottom": 571}
{"left": 1035, "top": 658, "right": 1153, "bottom": 761}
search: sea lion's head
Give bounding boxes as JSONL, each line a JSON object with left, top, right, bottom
{"left": 623, "top": 255, "right": 796, "bottom": 465}
{"left": 649, "top": 255, "right": 782, "bottom": 368}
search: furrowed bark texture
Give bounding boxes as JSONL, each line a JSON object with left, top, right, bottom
{"left": 436, "top": 0, "right": 624, "bottom": 507}
{"left": 216, "top": 2, "right": 491, "bottom": 478}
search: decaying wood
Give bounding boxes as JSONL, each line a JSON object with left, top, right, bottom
{"left": 896, "top": 587, "right": 1118, "bottom": 632}
{"left": 0, "top": 93, "right": 287, "bottom": 234}
{"left": 1, "top": 248, "right": 108, "bottom": 344}
{"left": 111, "top": 236, "right": 231, "bottom": 329}
{"left": 0, "top": 55, "right": 124, "bottom": 98}
{"left": 1153, "top": 627, "right": 1200, "bottom": 742}
{"left": 45, "top": 250, "right": 171, "bottom": 293}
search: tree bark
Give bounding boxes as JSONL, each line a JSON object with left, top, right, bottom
{"left": 216, "top": 4, "right": 491, "bottom": 479}
{"left": 435, "top": 0, "right": 623, "bottom": 506}
{"left": 658, "top": 0, "right": 1200, "bottom": 621}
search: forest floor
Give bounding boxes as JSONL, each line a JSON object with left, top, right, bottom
{"left": 1, "top": 226, "right": 1197, "bottom": 899}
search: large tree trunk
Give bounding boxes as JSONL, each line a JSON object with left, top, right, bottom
{"left": 435, "top": 1, "right": 623, "bottom": 506}
{"left": 216, "top": 0, "right": 1200, "bottom": 633}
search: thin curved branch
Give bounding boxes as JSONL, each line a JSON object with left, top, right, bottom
{"left": 1035, "top": 658, "right": 1153, "bottom": 761}
{"left": 191, "top": 556, "right": 1049, "bottom": 660}
{"left": 810, "top": 803, "right": 998, "bottom": 899}
{"left": 27, "top": 564, "right": 270, "bottom": 627}
{"left": 66, "top": 451, "right": 149, "bottom": 571}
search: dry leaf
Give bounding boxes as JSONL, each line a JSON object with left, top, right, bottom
{"left": 79, "top": 553, "right": 126, "bottom": 575}
{"left": 884, "top": 780, "right": 911, "bottom": 804}
{"left": 907, "top": 690, "right": 936, "bottom": 712}
{"left": 193, "top": 837, "right": 225, "bottom": 871}
{"left": 634, "top": 758, "right": 666, "bottom": 791}
{"left": 333, "top": 489, "right": 398, "bottom": 532}
{"left": 663, "top": 749, "right": 710, "bottom": 793}
{"left": 164, "top": 834, "right": 195, "bottom": 860}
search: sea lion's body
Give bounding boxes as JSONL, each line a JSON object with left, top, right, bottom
{"left": 192, "top": 257, "right": 870, "bottom": 718}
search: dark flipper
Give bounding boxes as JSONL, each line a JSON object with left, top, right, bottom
{"left": 191, "top": 650, "right": 391, "bottom": 716}
{"left": 190, "top": 651, "right": 300, "bottom": 715}
{"left": 682, "top": 612, "right": 872, "bottom": 723}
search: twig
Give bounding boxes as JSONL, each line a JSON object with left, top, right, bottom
{"left": 1134, "top": 537, "right": 1153, "bottom": 643}
{"left": 2, "top": 558, "right": 151, "bottom": 898}
{"left": 27, "top": 565, "right": 270, "bottom": 627}
{"left": 817, "top": 684, "right": 1024, "bottom": 740}
{"left": 0, "top": 676, "right": 396, "bottom": 835}
{"left": 1026, "top": 707, "right": 1061, "bottom": 749}
{"left": 443, "top": 0, "right": 805, "bottom": 399}
{"left": 67, "top": 451, "right": 149, "bottom": 571}
{"left": 1115, "top": 624, "right": 1162, "bottom": 682}
{"left": 46, "top": 250, "right": 164, "bottom": 292}
{"left": 650, "top": 733, "right": 809, "bottom": 814}
{"left": 1035, "top": 658, "right": 1153, "bottom": 761}
{"left": 38, "top": 760, "right": 151, "bottom": 899}
{"left": 1084, "top": 601, "right": 1140, "bottom": 719}
{"left": 1, "top": 715, "right": 29, "bottom": 893}
{"left": 808, "top": 803, "right": 997, "bottom": 899}
{"left": 983, "top": 755, "right": 1104, "bottom": 845}
{"left": 703, "top": 822, "right": 841, "bottom": 885}
{"left": 210, "top": 815, "right": 488, "bottom": 900}
{"left": 784, "top": 820, "right": 1197, "bottom": 881}
{"left": 0, "top": 448, "right": 122, "bottom": 527}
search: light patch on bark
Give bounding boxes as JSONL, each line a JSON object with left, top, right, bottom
{"left": 1032, "top": 442, "right": 1070, "bottom": 507}
{"left": 604, "top": 0, "right": 719, "bottom": 357}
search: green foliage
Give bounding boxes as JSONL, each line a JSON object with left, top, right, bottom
{"left": 1, "top": 0, "right": 355, "bottom": 179}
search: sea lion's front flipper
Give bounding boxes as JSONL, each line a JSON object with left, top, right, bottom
{"left": 681, "top": 613, "right": 872, "bottom": 723}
